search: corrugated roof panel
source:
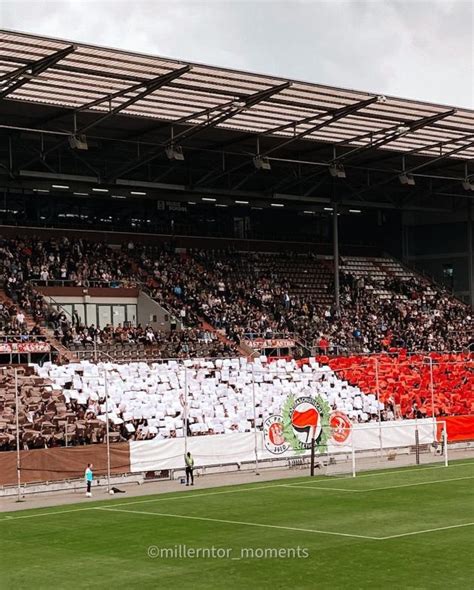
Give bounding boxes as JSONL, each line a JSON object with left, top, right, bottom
{"left": 0, "top": 30, "right": 472, "bottom": 161}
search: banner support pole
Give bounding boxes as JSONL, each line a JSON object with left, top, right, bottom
{"left": 252, "top": 366, "right": 260, "bottom": 475}
{"left": 374, "top": 357, "right": 383, "bottom": 459}
{"left": 184, "top": 368, "right": 188, "bottom": 455}
{"left": 104, "top": 368, "right": 111, "bottom": 493}
{"left": 429, "top": 356, "right": 436, "bottom": 439}
{"left": 443, "top": 422, "right": 448, "bottom": 467}
{"left": 351, "top": 428, "right": 356, "bottom": 478}
{"left": 14, "top": 368, "right": 24, "bottom": 503}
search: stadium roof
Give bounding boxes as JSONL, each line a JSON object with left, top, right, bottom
{"left": 0, "top": 30, "right": 473, "bottom": 218}
{"left": 1, "top": 29, "right": 474, "bottom": 161}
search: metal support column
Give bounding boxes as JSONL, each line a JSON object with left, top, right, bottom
{"left": 468, "top": 201, "right": 474, "bottom": 308}
{"left": 333, "top": 202, "right": 340, "bottom": 311}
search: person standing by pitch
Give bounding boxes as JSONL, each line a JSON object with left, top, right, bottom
{"left": 85, "top": 463, "right": 93, "bottom": 497}
{"left": 185, "top": 452, "right": 194, "bottom": 486}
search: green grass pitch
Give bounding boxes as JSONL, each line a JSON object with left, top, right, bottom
{"left": 2, "top": 460, "right": 473, "bottom": 590}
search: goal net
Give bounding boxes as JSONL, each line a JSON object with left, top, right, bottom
{"left": 310, "top": 420, "right": 448, "bottom": 477}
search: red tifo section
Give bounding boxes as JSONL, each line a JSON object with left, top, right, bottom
{"left": 317, "top": 352, "right": 474, "bottom": 418}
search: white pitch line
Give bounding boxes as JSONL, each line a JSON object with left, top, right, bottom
{"left": 364, "top": 475, "right": 474, "bottom": 492}
{"left": 280, "top": 484, "right": 361, "bottom": 493}
{"left": 0, "top": 483, "right": 290, "bottom": 522}
{"left": 285, "top": 462, "right": 474, "bottom": 486}
{"left": 0, "top": 506, "right": 94, "bottom": 521}
{"left": 284, "top": 475, "right": 474, "bottom": 493}
{"left": 343, "top": 462, "right": 474, "bottom": 479}
{"left": 380, "top": 521, "right": 474, "bottom": 540}
{"left": 103, "top": 462, "right": 473, "bottom": 510}
{"left": 96, "top": 506, "right": 379, "bottom": 540}
{"left": 101, "top": 482, "right": 290, "bottom": 509}
{"left": 2, "top": 462, "right": 473, "bottom": 523}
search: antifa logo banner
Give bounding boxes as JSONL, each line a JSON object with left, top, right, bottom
{"left": 263, "top": 396, "right": 352, "bottom": 455}
{"left": 283, "top": 396, "right": 329, "bottom": 453}
{"left": 291, "top": 405, "right": 320, "bottom": 443}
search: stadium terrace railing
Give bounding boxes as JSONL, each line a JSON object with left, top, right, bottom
{"left": 31, "top": 278, "right": 182, "bottom": 331}
{"left": 0, "top": 335, "right": 48, "bottom": 342}
{"left": 31, "top": 278, "right": 140, "bottom": 289}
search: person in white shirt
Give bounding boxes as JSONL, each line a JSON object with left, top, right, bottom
{"left": 16, "top": 312, "right": 25, "bottom": 329}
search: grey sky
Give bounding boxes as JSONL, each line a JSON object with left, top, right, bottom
{"left": 1, "top": 0, "right": 473, "bottom": 108}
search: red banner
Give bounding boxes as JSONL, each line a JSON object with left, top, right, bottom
{"left": 0, "top": 342, "right": 51, "bottom": 353}
{"left": 437, "top": 415, "right": 474, "bottom": 442}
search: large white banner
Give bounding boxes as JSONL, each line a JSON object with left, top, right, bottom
{"left": 130, "top": 433, "right": 258, "bottom": 472}
{"left": 130, "top": 418, "right": 435, "bottom": 473}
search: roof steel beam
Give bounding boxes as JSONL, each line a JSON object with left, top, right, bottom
{"left": 353, "top": 133, "right": 474, "bottom": 198}
{"left": 17, "top": 65, "right": 191, "bottom": 173}
{"left": 271, "top": 109, "right": 458, "bottom": 194}
{"left": 117, "top": 81, "right": 292, "bottom": 146}
{"left": 106, "top": 81, "right": 291, "bottom": 181}
{"left": 38, "top": 67, "right": 192, "bottom": 127}
{"left": 201, "top": 96, "right": 380, "bottom": 156}
{"left": 193, "top": 96, "right": 381, "bottom": 188}
{"left": 169, "top": 81, "right": 291, "bottom": 145}
{"left": 78, "top": 65, "right": 191, "bottom": 134}
{"left": 263, "top": 96, "right": 381, "bottom": 157}
{"left": 0, "top": 45, "right": 76, "bottom": 99}
{"left": 331, "top": 108, "right": 457, "bottom": 164}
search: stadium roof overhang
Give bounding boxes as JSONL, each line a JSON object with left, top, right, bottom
{"left": 0, "top": 29, "right": 473, "bottom": 214}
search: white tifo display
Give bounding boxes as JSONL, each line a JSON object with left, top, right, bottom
{"left": 35, "top": 357, "right": 383, "bottom": 438}
{"left": 129, "top": 419, "right": 443, "bottom": 475}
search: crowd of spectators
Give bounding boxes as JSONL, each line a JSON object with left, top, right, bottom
{"left": 129, "top": 247, "right": 472, "bottom": 354}
{"left": 0, "top": 236, "right": 135, "bottom": 288}
{"left": 0, "top": 237, "right": 236, "bottom": 357}
{"left": 52, "top": 317, "right": 234, "bottom": 359}
{"left": 0, "top": 236, "right": 135, "bottom": 341}
{"left": 1, "top": 236, "right": 472, "bottom": 357}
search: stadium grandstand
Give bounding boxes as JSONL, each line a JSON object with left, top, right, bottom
{"left": 0, "top": 29, "right": 472, "bottom": 487}
{"left": 0, "top": 16, "right": 474, "bottom": 590}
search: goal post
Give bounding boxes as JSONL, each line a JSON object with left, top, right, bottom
{"left": 310, "top": 419, "right": 448, "bottom": 477}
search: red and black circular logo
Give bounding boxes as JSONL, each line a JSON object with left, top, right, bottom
{"left": 290, "top": 397, "right": 322, "bottom": 449}
{"left": 263, "top": 415, "right": 290, "bottom": 454}
{"left": 330, "top": 411, "right": 352, "bottom": 444}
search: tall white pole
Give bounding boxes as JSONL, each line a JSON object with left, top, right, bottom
{"left": 374, "top": 357, "right": 383, "bottom": 458}
{"left": 184, "top": 368, "right": 188, "bottom": 455}
{"left": 251, "top": 366, "right": 260, "bottom": 475}
{"left": 429, "top": 356, "right": 436, "bottom": 439}
{"left": 351, "top": 428, "right": 356, "bottom": 478}
{"left": 104, "top": 369, "right": 111, "bottom": 493}
{"left": 14, "top": 369, "right": 22, "bottom": 502}
{"left": 443, "top": 422, "right": 448, "bottom": 467}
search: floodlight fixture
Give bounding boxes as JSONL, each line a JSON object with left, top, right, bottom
{"left": 165, "top": 145, "right": 185, "bottom": 161}
{"left": 253, "top": 156, "right": 271, "bottom": 170}
{"left": 399, "top": 173, "right": 415, "bottom": 186}
{"left": 462, "top": 178, "right": 474, "bottom": 191}
{"left": 68, "top": 134, "right": 88, "bottom": 150}
{"left": 329, "top": 163, "right": 346, "bottom": 178}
